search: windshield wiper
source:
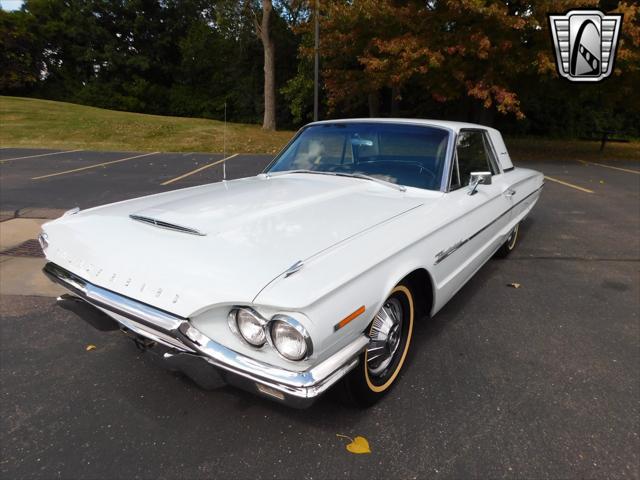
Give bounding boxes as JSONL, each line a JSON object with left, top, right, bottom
{"left": 267, "top": 169, "right": 332, "bottom": 177}
{"left": 267, "top": 169, "right": 406, "bottom": 192}
{"left": 334, "top": 172, "right": 406, "bottom": 192}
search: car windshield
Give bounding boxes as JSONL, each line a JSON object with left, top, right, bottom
{"left": 265, "top": 123, "right": 450, "bottom": 191}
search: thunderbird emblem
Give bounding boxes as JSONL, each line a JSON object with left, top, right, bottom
{"left": 548, "top": 9, "right": 623, "bottom": 82}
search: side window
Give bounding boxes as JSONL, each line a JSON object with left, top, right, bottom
{"left": 450, "top": 130, "right": 499, "bottom": 189}
{"left": 482, "top": 134, "right": 500, "bottom": 171}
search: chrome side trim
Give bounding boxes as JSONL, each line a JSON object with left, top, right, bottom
{"left": 434, "top": 239, "right": 467, "bottom": 265}
{"left": 434, "top": 184, "right": 543, "bottom": 265}
{"left": 129, "top": 214, "right": 206, "bottom": 236}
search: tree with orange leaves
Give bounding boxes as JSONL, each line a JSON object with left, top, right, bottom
{"left": 305, "top": 0, "right": 638, "bottom": 124}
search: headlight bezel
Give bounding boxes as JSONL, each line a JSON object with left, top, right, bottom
{"left": 228, "top": 308, "right": 313, "bottom": 361}
{"left": 228, "top": 307, "right": 267, "bottom": 347}
{"left": 268, "top": 315, "right": 313, "bottom": 361}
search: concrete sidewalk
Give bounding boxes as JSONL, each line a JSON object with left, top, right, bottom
{"left": 0, "top": 211, "right": 65, "bottom": 297}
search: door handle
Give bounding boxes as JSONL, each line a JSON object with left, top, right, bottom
{"left": 504, "top": 188, "right": 516, "bottom": 197}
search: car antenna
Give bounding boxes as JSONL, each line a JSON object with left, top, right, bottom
{"left": 223, "top": 101, "right": 227, "bottom": 182}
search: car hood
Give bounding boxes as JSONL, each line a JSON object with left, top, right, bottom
{"left": 43, "top": 174, "right": 425, "bottom": 317}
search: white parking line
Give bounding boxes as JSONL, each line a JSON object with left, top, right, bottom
{"left": 544, "top": 175, "right": 594, "bottom": 194}
{"left": 578, "top": 160, "right": 640, "bottom": 175}
{"left": 0, "top": 149, "right": 83, "bottom": 163}
{"left": 161, "top": 154, "right": 239, "bottom": 186}
{"left": 32, "top": 152, "right": 160, "bottom": 180}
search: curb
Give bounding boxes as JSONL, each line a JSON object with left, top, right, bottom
{"left": 0, "top": 208, "right": 67, "bottom": 222}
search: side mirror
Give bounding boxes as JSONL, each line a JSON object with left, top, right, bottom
{"left": 468, "top": 172, "right": 492, "bottom": 195}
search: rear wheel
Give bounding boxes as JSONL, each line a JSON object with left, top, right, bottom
{"left": 495, "top": 223, "right": 519, "bottom": 258}
{"left": 343, "top": 284, "right": 414, "bottom": 407}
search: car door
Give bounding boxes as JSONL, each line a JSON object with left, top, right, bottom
{"left": 434, "top": 129, "right": 513, "bottom": 295}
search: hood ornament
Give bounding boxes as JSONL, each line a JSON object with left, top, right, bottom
{"left": 284, "top": 260, "right": 304, "bottom": 278}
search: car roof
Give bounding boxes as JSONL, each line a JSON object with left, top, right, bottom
{"left": 305, "top": 118, "right": 498, "bottom": 134}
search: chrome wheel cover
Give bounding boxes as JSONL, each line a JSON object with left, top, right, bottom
{"left": 366, "top": 297, "right": 403, "bottom": 377}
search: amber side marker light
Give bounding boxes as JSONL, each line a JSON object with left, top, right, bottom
{"left": 335, "top": 305, "right": 366, "bottom": 331}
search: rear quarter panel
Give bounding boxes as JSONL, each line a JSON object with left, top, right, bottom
{"left": 505, "top": 167, "right": 545, "bottom": 224}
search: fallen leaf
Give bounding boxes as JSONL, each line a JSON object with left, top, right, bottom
{"left": 599, "top": 180, "right": 604, "bottom": 184}
{"left": 336, "top": 434, "right": 371, "bottom": 454}
{"left": 347, "top": 436, "right": 371, "bottom": 454}
{"left": 507, "top": 283, "right": 521, "bottom": 289}
{"left": 86, "top": 344, "right": 97, "bottom": 351}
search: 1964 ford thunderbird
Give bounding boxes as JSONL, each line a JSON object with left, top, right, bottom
{"left": 41, "top": 119, "right": 543, "bottom": 408}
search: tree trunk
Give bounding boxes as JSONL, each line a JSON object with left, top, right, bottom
{"left": 260, "top": 0, "right": 276, "bottom": 130}
{"left": 368, "top": 92, "right": 379, "bottom": 117}
{"left": 391, "top": 86, "right": 400, "bottom": 116}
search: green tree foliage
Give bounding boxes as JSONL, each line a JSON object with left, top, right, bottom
{"left": 0, "top": 9, "right": 42, "bottom": 92}
{"left": 2, "top": 0, "right": 300, "bottom": 125}
{"left": 308, "top": 0, "right": 639, "bottom": 136}
{"left": 0, "top": 0, "right": 637, "bottom": 136}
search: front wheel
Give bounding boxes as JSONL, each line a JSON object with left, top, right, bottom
{"left": 495, "top": 223, "right": 519, "bottom": 258}
{"left": 342, "top": 284, "right": 414, "bottom": 407}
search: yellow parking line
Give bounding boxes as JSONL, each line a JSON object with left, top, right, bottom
{"left": 544, "top": 175, "right": 594, "bottom": 194}
{"left": 32, "top": 152, "right": 160, "bottom": 180}
{"left": 161, "top": 154, "right": 239, "bottom": 186}
{"left": 1, "top": 149, "right": 82, "bottom": 163}
{"left": 578, "top": 160, "right": 640, "bottom": 175}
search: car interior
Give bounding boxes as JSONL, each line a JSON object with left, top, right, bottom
{"left": 273, "top": 125, "right": 450, "bottom": 191}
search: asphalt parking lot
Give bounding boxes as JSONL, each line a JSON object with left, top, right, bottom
{"left": 1, "top": 148, "right": 638, "bottom": 479}
{"left": 0, "top": 149, "right": 273, "bottom": 211}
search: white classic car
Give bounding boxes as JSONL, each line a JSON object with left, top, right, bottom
{"left": 41, "top": 119, "right": 543, "bottom": 407}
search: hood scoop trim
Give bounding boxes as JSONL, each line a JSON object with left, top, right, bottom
{"left": 129, "top": 214, "right": 206, "bottom": 236}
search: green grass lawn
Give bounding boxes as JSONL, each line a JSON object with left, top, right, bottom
{"left": 1, "top": 96, "right": 638, "bottom": 161}
{"left": 0, "top": 96, "right": 294, "bottom": 154}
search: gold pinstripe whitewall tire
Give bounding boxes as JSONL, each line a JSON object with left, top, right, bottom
{"left": 364, "top": 285, "right": 414, "bottom": 393}
{"left": 342, "top": 283, "right": 415, "bottom": 407}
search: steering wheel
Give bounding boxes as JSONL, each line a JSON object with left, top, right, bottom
{"left": 357, "top": 160, "right": 437, "bottom": 183}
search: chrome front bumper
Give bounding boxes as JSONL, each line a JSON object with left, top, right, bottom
{"left": 44, "top": 262, "right": 369, "bottom": 408}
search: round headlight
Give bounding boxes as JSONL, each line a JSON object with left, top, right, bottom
{"left": 235, "top": 308, "right": 266, "bottom": 346}
{"left": 270, "top": 318, "right": 311, "bottom": 361}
